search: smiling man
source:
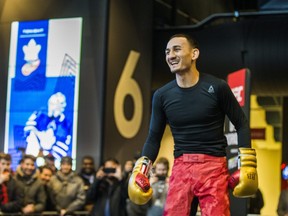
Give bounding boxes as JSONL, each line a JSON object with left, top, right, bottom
{"left": 48, "top": 156, "right": 85, "bottom": 216}
{"left": 128, "top": 34, "right": 258, "bottom": 216}
{"left": 15, "top": 154, "right": 46, "bottom": 214}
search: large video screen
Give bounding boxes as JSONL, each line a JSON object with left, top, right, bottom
{"left": 4, "top": 18, "right": 82, "bottom": 170}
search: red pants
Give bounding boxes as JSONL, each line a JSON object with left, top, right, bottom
{"left": 163, "top": 154, "right": 230, "bottom": 216}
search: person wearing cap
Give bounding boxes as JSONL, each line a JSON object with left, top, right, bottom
{"left": 14, "top": 154, "right": 46, "bottom": 214}
{"left": 48, "top": 156, "right": 85, "bottom": 216}
{"left": 44, "top": 154, "right": 57, "bottom": 174}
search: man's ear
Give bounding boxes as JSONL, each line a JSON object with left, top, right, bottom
{"left": 191, "top": 48, "right": 200, "bottom": 60}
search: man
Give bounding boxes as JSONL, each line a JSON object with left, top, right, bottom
{"left": 277, "top": 187, "right": 288, "bottom": 216}
{"left": 78, "top": 155, "right": 96, "bottom": 191}
{"left": 44, "top": 154, "right": 57, "bottom": 174}
{"left": 78, "top": 155, "right": 96, "bottom": 211}
{"left": 0, "top": 153, "right": 23, "bottom": 213}
{"left": 124, "top": 159, "right": 149, "bottom": 216}
{"left": 38, "top": 165, "right": 55, "bottom": 211}
{"left": 15, "top": 154, "right": 46, "bottom": 214}
{"left": 147, "top": 157, "right": 170, "bottom": 216}
{"left": 128, "top": 34, "right": 258, "bottom": 215}
{"left": 87, "top": 158, "right": 127, "bottom": 216}
{"left": 49, "top": 156, "right": 85, "bottom": 216}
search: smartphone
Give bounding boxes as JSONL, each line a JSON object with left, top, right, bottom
{"left": 157, "top": 175, "right": 166, "bottom": 181}
{"left": 103, "top": 168, "right": 116, "bottom": 174}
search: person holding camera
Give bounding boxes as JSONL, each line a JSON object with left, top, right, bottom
{"left": 147, "top": 157, "right": 169, "bottom": 216}
{"left": 87, "top": 158, "right": 127, "bottom": 216}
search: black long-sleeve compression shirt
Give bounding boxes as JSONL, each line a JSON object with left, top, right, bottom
{"left": 142, "top": 73, "right": 251, "bottom": 162}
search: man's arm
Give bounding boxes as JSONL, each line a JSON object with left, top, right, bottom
{"left": 219, "top": 80, "right": 251, "bottom": 148}
{"left": 141, "top": 91, "right": 166, "bottom": 162}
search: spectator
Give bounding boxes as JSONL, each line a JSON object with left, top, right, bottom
{"left": 122, "top": 160, "right": 133, "bottom": 182}
{"left": 277, "top": 187, "right": 288, "bottom": 216}
{"left": 0, "top": 152, "right": 23, "bottom": 213}
{"left": 248, "top": 188, "right": 264, "bottom": 214}
{"left": 44, "top": 154, "right": 57, "bottom": 174}
{"left": 15, "top": 154, "right": 46, "bottom": 214}
{"left": 38, "top": 165, "right": 55, "bottom": 211}
{"left": 147, "top": 157, "right": 169, "bottom": 216}
{"left": 78, "top": 155, "right": 96, "bottom": 211}
{"left": 87, "top": 158, "right": 127, "bottom": 216}
{"left": 78, "top": 155, "right": 96, "bottom": 191}
{"left": 125, "top": 156, "right": 149, "bottom": 216}
{"left": 190, "top": 197, "right": 199, "bottom": 216}
{"left": 49, "top": 156, "right": 85, "bottom": 216}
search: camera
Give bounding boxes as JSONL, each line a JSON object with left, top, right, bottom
{"left": 103, "top": 168, "right": 116, "bottom": 174}
{"left": 156, "top": 175, "right": 166, "bottom": 181}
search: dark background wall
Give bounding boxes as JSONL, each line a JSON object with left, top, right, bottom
{"left": 103, "top": 0, "right": 153, "bottom": 164}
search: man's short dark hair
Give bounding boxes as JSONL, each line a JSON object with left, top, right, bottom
{"left": 39, "top": 165, "right": 53, "bottom": 174}
{"left": 155, "top": 157, "right": 170, "bottom": 171}
{"left": 21, "top": 154, "right": 36, "bottom": 163}
{"left": 82, "top": 155, "right": 95, "bottom": 163}
{"left": 169, "top": 33, "right": 199, "bottom": 49}
{"left": 61, "top": 156, "right": 73, "bottom": 165}
{"left": 104, "top": 158, "right": 119, "bottom": 165}
{"left": 0, "top": 152, "right": 11, "bottom": 161}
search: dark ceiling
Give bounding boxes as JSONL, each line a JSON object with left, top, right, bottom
{"left": 153, "top": 0, "right": 288, "bottom": 28}
{"left": 152, "top": 0, "right": 288, "bottom": 92}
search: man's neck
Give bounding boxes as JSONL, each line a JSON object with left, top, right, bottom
{"left": 176, "top": 68, "right": 199, "bottom": 88}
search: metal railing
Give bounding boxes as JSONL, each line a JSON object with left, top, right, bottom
{"left": 0, "top": 211, "right": 90, "bottom": 216}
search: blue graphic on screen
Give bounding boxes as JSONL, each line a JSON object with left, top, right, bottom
{"left": 15, "top": 20, "right": 48, "bottom": 91}
{"left": 10, "top": 77, "right": 74, "bottom": 160}
{"left": 5, "top": 18, "right": 82, "bottom": 170}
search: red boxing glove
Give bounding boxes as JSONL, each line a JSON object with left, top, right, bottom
{"left": 228, "top": 170, "right": 240, "bottom": 189}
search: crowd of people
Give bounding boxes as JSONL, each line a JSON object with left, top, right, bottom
{"left": 0, "top": 151, "right": 176, "bottom": 216}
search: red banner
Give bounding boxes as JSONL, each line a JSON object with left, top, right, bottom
{"left": 227, "top": 68, "right": 246, "bottom": 107}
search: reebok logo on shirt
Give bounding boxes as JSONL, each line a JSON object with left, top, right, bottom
{"left": 208, "top": 85, "right": 215, "bottom": 93}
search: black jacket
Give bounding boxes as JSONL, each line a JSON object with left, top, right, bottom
{"left": 0, "top": 177, "right": 24, "bottom": 213}
{"left": 87, "top": 177, "right": 127, "bottom": 216}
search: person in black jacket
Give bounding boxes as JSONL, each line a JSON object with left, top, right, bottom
{"left": 87, "top": 158, "right": 127, "bottom": 216}
{"left": 0, "top": 152, "right": 24, "bottom": 213}
{"left": 277, "top": 187, "right": 288, "bottom": 216}
{"left": 248, "top": 188, "right": 264, "bottom": 214}
{"left": 38, "top": 165, "right": 55, "bottom": 211}
{"left": 78, "top": 155, "right": 96, "bottom": 211}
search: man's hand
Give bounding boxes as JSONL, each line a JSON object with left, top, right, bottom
{"left": 60, "top": 209, "right": 67, "bottom": 216}
{"left": 22, "top": 204, "right": 35, "bottom": 214}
